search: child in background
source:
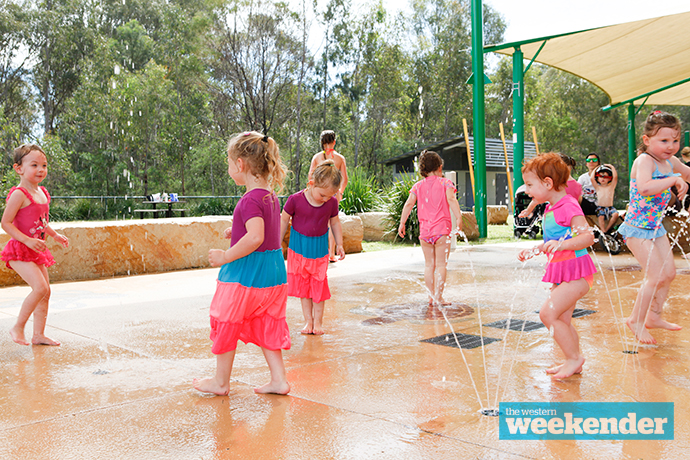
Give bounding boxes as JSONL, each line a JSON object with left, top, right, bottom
{"left": 398, "top": 150, "right": 462, "bottom": 306}
{"left": 194, "top": 132, "right": 290, "bottom": 396}
{"left": 308, "top": 130, "right": 348, "bottom": 262}
{"left": 590, "top": 164, "right": 619, "bottom": 234}
{"left": 577, "top": 153, "right": 600, "bottom": 216}
{"left": 617, "top": 111, "right": 690, "bottom": 344}
{"left": 281, "top": 160, "right": 345, "bottom": 335}
{"left": 1, "top": 144, "right": 69, "bottom": 346}
{"left": 518, "top": 152, "right": 596, "bottom": 380}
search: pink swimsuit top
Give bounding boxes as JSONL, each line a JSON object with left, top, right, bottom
{"left": 7, "top": 186, "right": 51, "bottom": 240}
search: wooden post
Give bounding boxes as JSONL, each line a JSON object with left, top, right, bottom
{"left": 462, "top": 118, "right": 476, "bottom": 197}
{"left": 499, "top": 122, "right": 515, "bottom": 210}
{"left": 531, "top": 126, "right": 540, "bottom": 154}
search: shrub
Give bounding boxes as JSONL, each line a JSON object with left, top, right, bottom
{"left": 190, "top": 197, "right": 237, "bottom": 216}
{"left": 340, "top": 167, "right": 380, "bottom": 214}
{"left": 383, "top": 173, "right": 420, "bottom": 242}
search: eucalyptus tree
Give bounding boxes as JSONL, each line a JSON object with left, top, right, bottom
{"left": 0, "top": 0, "right": 34, "bottom": 168}
{"left": 27, "top": 0, "right": 97, "bottom": 135}
{"left": 408, "top": 0, "right": 505, "bottom": 141}
{"left": 209, "top": 0, "right": 302, "bottom": 135}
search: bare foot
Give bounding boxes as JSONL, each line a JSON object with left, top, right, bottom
{"left": 254, "top": 380, "right": 290, "bottom": 395}
{"left": 438, "top": 299, "right": 452, "bottom": 306}
{"left": 645, "top": 317, "right": 682, "bottom": 331}
{"left": 312, "top": 325, "right": 324, "bottom": 335}
{"left": 193, "top": 377, "right": 229, "bottom": 396}
{"left": 32, "top": 335, "right": 60, "bottom": 346}
{"left": 301, "top": 323, "right": 313, "bottom": 335}
{"left": 627, "top": 318, "right": 657, "bottom": 344}
{"left": 10, "top": 327, "right": 29, "bottom": 346}
{"left": 546, "top": 362, "right": 582, "bottom": 375}
{"left": 551, "top": 357, "right": 585, "bottom": 380}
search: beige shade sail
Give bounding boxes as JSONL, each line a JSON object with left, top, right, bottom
{"left": 487, "top": 11, "right": 690, "bottom": 107}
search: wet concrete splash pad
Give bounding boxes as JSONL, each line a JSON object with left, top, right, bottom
{"left": 1, "top": 244, "right": 690, "bottom": 459}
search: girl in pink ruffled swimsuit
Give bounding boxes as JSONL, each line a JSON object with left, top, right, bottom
{"left": 518, "top": 153, "right": 596, "bottom": 380}
{"left": 1, "top": 144, "right": 69, "bottom": 346}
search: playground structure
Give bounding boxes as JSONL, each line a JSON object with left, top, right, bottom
{"left": 468, "top": 3, "right": 690, "bottom": 237}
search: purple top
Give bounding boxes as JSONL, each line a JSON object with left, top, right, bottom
{"left": 231, "top": 188, "right": 281, "bottom": 252}
{"left": 283, "top": 190, "right": 339, "bottom": 237}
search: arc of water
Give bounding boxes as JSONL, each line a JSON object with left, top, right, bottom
{"left": 587, "top": 234, "right": 631, "bottom": 353}
{"left": 493, "top": 274, "right": 533, "bottom": 409}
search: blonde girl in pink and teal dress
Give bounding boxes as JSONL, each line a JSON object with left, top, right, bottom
{"left": 398, "top": 150, "right": 462, "bottom": 306}
{"left": 1, "top": 144, "right": 69, "bottom": 346}
{"left": 280, "top": 160, "right": 344, "bottom": 335}
{"left": 617, "top": 111, "right": 690, "bottom": 345}
{"left": 518, "top": 153, "right": 596, "bottom": 380}
{"left": 193, "top": 132, "right": 290, "bottom": 396}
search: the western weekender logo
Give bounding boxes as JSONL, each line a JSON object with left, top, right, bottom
{"left": 499, "top": 402, "right": 673, "bottom": 440}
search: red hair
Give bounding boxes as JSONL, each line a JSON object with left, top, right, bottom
{"left": 521, "top": 152, "right": 569, "bottom": 191}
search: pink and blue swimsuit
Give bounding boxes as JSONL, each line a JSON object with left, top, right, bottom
{"left": 618, "top": 158, "right": 678, "bottom": 240}
{"left": 541, "top": 194, "right": 597, "bottom": 285}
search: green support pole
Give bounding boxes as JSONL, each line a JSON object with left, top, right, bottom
{"left": 471, "top": 0, "right": 487, "bottom": 238}
{"left": 627, "top": 104, "right": 636, "bottom": 172}
{"left": 512, "top": 47, "right": 525, "bottom": 190}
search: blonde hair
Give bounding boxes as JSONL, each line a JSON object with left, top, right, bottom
{"left": 311, "top": 159, "right": 341, "bottom": 190}
{"left": 14, "top": 144, "right": 46, "bottom": 165}
{"left": 227, "top": 131, "right": 287, "bottom": 192}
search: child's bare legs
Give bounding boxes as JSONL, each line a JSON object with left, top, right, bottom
{"left": 420, "top": 241, "right": 437, "bottom": 305}
{"left": 9, "top": 261, "right": 58, "bottom": 346}
{"left": 300, "top": 298, "right": 325, "bottom": 335}
{"left": 193, "top": 350, "right": 236, "bottom": 395}
{"left": 421, "top": 238, "right": 452, "bottom": 306}
{"left": 254, "top": 348, "right": 290, "bottom": 395}
{"left": 625, "top": 236, "right": 680, "bottom": 344}
{"left": 539, "top": 279, "right": 589, "bottom": 379}
{"left": 433, "top": 237, "right": 451, "bottom": 305}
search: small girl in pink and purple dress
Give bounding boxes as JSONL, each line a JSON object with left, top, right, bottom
{"left": 1, "top": 144, "right": 69, "bottom": 346}
{"left": 281, "top": 160, "right": 344, "bottom": 335}
{"left": 398, "top": 150, "right": 462, "bottom": 306}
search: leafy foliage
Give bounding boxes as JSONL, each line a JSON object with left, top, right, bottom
{"left": 339, "top": 166, "right": 379, "bottom": 214}
{"left": 382, "top": 173, "right": 419, "bottom": 242}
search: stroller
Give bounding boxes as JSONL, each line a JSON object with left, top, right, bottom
{"left": 513, "top": 185, "right": 546, "bottom": 239}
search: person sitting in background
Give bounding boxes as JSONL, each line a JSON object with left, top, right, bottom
{"left": 590, "top": 164, "right": 619, "bottom": 234}
{"left": 577, "top": 153, "right": 600, "bottom": 216}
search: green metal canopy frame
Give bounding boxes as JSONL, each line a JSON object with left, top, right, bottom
{"left": 481, "top": 10, "right": 690, "bottom": 187}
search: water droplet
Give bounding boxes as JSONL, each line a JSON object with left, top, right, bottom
{"left": 114, "top": 64, "right": 121, "bottom": 75}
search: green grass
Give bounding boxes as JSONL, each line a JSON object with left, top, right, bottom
{"left": 361, "top": 220, "right": 523, "bottom": 252}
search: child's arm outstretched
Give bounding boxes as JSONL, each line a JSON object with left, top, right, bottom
{"left": 446, "top": 187, "right": 462, "bottom": 234}
{"left": 329, "top": 215, "right": 345, "bottom": 260}
{"left": 209, "top": 217, "right": 264, "bottom": 267}
{"left": 398, "top": 192, "right": 417, "bottom": 238}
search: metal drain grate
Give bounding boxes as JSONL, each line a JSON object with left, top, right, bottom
{"left": 421, "top": 333, "right": 501, "bottom": 349}
{"left": 571, "top": 308, "right": 596, "bottom": 318}
{"left": 484, "top": 319, "right": 544, "bottom": 331}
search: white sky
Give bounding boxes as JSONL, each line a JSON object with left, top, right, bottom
{"left": 483, "top": 0, "right": 690, "bottom": 43}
